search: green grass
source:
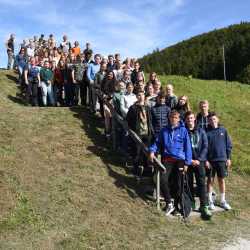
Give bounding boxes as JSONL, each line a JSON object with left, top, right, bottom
{"left": 0, "top": 70, "right": 249, "bottom": 249}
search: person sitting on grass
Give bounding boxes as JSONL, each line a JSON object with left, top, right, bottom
{"left": 185, "top": 111, "right": 212, "bottom": 219}
{"left": 206, "top": 112, "right": 232, "bottom": 211}
{"left": 149, "top": 110, "right": 192, "bottom": 216}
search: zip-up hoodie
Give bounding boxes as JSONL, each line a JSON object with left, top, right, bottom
{"left": 207, "top": 126, "right": 232, "bottom": 161}
{"left": 186, "top": 126, "right": 208, "bottom": 162}
{"left": 149, "top": 121, "right": 192, "bottom": 165}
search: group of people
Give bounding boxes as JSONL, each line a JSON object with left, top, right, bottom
{"left": 7, "top": 34, "right": 233, "bottom": 219}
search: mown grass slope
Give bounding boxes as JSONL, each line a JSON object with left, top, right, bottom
{"left": 0, "top": 70, "right": 250, "bottom": 250}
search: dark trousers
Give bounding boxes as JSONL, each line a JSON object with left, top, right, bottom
{"left": 161, "top": 161, "right": 184, "bottom": 205}
{"left": 73, "top": 82, "right": 80, "bottom": 105}
{"left": 64, "top": 82, "right": 74, "bottom": 106}
{"left": 187, "top": 162, "right": 207, "bottom": 207}
{"left": 26, "top": 83, "right": 38, "bottom": 106}
{"left": 80, "top": 80, "right": 89, "bottom": 105}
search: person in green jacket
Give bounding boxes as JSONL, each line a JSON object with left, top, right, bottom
{"left": 40, "top": 61, "right": 55, "bottom": 106}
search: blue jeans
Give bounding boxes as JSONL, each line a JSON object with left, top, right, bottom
{"left": 41, "top": 82, "right": 55, "bottom": 106}
{"left": 7, "top": 51, "right": 15, "bottom": 70}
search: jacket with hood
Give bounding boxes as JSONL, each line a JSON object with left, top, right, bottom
{"left": 187, "top": 126, "right": 208, "bottom": 162}
{"left": 149, "top": 121, "right": 192, "bottom": 165}
{"left": 206, "top": 126, "right": 232, "bottom": 161}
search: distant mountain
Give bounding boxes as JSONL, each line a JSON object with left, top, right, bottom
{"left": 139, "top": 22, "right": 250, "bottom": 83}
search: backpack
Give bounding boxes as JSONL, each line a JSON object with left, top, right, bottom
{"left": 177, "top": 173, "right": 193, "bottom": 218}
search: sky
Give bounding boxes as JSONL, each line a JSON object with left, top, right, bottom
{"left": 0, "top": 0, "right": 250, "bottom": 68}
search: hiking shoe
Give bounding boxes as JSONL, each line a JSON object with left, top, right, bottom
{"left": 220, "top": 201, "right": 232, "bottom": 210}
{"left": 165, "top": 203, "right": 175, "bottom": 216}
{"left": 200, "top": 206, "right": 212, "bottom": 220}
{"left": 208, "top": 201, "right": 215, "bottom": 210}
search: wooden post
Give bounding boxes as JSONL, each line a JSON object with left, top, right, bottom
{"left": 156, "top": 168, "right": 160, "bottom": 211}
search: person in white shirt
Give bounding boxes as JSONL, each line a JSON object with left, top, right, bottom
{"left": 120, "top": 82, "right": 137, "bottom": 118}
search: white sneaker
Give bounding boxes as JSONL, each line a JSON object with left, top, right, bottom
{"left": 212, "top": 192, "right": 217, "bottom": 203}
{"left": 165, "top": 203, "right": 175, "bottom": 216}
{"left": 221, "top": 201, "right": 232, "bottom": 210}
{"left": 209, "top": 201, "right": 215, "bottom": 210}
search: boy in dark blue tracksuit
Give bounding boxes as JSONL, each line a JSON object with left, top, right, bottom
{"left": 206, "top": 112, "right": 232, "bottom": 210}
{"left": 149, "top": 110, "right": 192, "bottom": 216}
{"left": 185, "top": 111, "right": 212, "bottom": 219}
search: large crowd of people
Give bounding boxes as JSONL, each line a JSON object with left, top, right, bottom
{"left": 5, "top": 34, "right": 233, "bottom": 219}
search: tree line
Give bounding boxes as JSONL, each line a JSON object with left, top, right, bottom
{"left": 139, "top": 22, "right": 250, "bottom": 84}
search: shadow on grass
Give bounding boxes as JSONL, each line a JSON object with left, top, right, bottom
{"left": 6, "top": 74, "right": 19, "bottom": 83}
{"left": 70, "top": 106, "right": 153, "bottom": 202}
{"left": 8, "top": 94, "right": 29, "bottom": 106}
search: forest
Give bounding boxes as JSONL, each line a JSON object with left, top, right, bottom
{"left": 139, "top": 22, "right": 250, "bottom": 83}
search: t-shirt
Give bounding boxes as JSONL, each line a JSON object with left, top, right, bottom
{"left": 72, "top": 47, "right": 81, "bottom": 56}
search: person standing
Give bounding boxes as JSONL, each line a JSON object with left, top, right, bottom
{"left": 149, "top": 110, "right": 192, "bottom": 216}
{"left": 40, "top": 61, "right": 55, "bottom": 106}
{"left": 6, "top": 34, "right": 15, "bottom": 70}
{"left": 196, "top": 100, "right": 211, "bottom": 131}
{"left": 87, "top": 54, "right": 101, "bottom": 112}
{"left": 165, "top": 84, "right": 178, "bottom": 110}
{"left": 206, "top": 112, "right": 232, "bottom": 210}
{"left": 24, "top": 57, "right": 40, "bottom": 106}
{"left": 185, "top": 111, "right": 212, "bottom": 219}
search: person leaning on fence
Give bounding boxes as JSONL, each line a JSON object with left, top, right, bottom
{"left": 24, "top": 57, "right": 40, "bottom": 106}
{"left": 185, "top": 111, "right": 212, "bottom": 219}
{"left": 206, "top": 112, "right": 232, "bottom": 211}
{"left": 148, "top": 110, "right": 192, "bottom": 216}
{"left": 126, "top": 90, "right": 154, "bottom": 177}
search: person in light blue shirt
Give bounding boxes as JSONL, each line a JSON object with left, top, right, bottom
{"left": 87, "top": 54, "right": 101, "bottom": 112}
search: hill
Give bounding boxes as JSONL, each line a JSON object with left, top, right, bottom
{"left": 139, "top": 22, "right": 250, "bottom": 83}
{"left": 0, "top": 71, "right": 250, "bottom": 249}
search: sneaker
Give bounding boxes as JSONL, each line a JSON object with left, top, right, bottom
{"left": 220, "top": 201, "right": 232, "bottom": 210}
{"left": 212, "top": 192, "right": 217, "bottom": 203}
{"left": 200, "top": 206, "right": 212, "bottom": 220}
{"left": 192, "top": 200, "right": 196, "bottom": 210}
{"left": 208, "top": 201, "right": 215, "bottom": 210}
{"left": 165, "top": 203, "right": 175, "bottom": 216}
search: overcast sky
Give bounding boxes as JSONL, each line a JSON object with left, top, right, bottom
{"left": 0, "top": 0, "right": 249, "bottom": 67}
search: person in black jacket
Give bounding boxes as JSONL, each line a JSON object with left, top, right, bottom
{"left": 126, "top": 90, "right": 153, "bottom": 177}
{"left": 185, "top": 111, "right": 212, "bottom": 219}
{"left": 206, "top": 112, "right": 232, "bottom": 211}
{"left": 151, "top": 91, "right": 170, "bottom": 138}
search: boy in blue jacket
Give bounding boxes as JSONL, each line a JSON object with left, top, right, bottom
{"left": 149, "top": 110, "right": 192, "bottom": 216}
{"left": 206, "top": 112, "right": 232, "bottom": 210}
{"left": 185, "top": 111, "right": 212, "bottom": 219}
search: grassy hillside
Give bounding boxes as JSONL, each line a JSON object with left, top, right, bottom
{"left": 0, "top": 71, "right": 250, "bottom": 249}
